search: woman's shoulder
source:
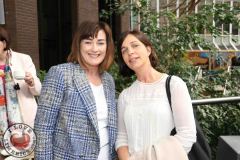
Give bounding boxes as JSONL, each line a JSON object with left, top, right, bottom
{"left": 168, "top": 75, "right": 189, "bottom": 90}
{"left": 169, "top": 75, "right": 186, "bottom": 84}
{"left": 49, "top": 63, "right": 77, "bottom": 71}
{"left": 43, "top": 63, "right": 78, "bottom": 85}
{"left": 46, "top": 63, "right": 77, "bottom": 79}
{"left": 118, "top": 80, "right": 138, "bottom": 96}
{"left": 101, "top": 71, "right": 115, "bottom": 90}
{"left": 102, "top": 71, "right": 113, "bottom": 79}
{"left": 11, "top": 50, "right": 31, "bottom": 60}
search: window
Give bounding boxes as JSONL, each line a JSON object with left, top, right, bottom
{"left": 0, "top": 0, "right": 5, "bottom": 24}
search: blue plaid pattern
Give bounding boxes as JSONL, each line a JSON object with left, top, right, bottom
{"left": 34, "top": 63, "right": 117, "bottom": 160}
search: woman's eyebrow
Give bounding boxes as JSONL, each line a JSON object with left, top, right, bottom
{"left": 84, "top": 37, "right": 93, "bottom": 40}
{"left": 97, "top": 39, "right": 106, "bottom": 41}
{"left": 121, "top": 46, "right": 126, "bottom": 50}
{"left": 130, "top": 41, "right": 138, "bottom": 44}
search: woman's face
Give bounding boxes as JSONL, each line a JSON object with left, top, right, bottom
{"left": 80, "top": 30, "right": 107, "bottom": 69}
{"left": 0, "top": 40, "right": 6, "bottom": 53}
{"left": 121, "top": 34, "right": 151, "bottom": 71}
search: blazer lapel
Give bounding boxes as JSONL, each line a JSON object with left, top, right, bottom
{"left": 101, "top": 72, "right": 117, "bottom": 151}
{"left": 72, "top": 64, "right": 99, "bottom": 136}
{"left": 101, "top": 72, "right": 112, "bottom": 121}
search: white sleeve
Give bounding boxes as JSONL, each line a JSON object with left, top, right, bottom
{"left": 24, "top": 55, "right": 42, "bottom": 95}
{"left": 115, "top": 91, "right": 129, "bottom": 150}
{"left": 170, "top": 76, "right": 197, "bottom": 153}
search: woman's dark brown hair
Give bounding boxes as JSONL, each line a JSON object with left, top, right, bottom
{"left": 67, "top": 21, "right": 114, "bottom": 72}
{"left": 117, "top": 30, "right": 159, "bottom": 77}
{"left": 0, "top": 26, "right": 10, "bottom": 51}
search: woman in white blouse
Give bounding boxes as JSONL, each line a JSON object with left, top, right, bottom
{"left": 115, "top": 30, "right": 196, "bottom": 160}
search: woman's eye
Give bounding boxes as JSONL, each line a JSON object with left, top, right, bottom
{"left": 132, "top": 44, "right": 139, "bottom": 48}
{"left": 82, "top": 39, "right": 92, "bottom": 44}
{"left": 121, "top": 48, "right": 127, "bottom": 54}
{"left": 85, "top": 41, "right": 92, "bottom": 44}
{"left": 98, "top": 42, "right": 105, "bottom": 45}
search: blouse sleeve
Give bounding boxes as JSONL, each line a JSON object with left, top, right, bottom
{"left": 170, "top": 76, "right": 197, "bottom": 153}
{"left": 24, "top": 55, "right": 42, "bottom": 95}
{"left": 115, "top": 91, "right": 129, "bottom": 150}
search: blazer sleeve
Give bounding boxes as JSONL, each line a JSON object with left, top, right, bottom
{"left": 23, "top": 55, "right": 42, "bottom": 95}
{"left": 34, "top": 66, "right": 65, "bottom": 159}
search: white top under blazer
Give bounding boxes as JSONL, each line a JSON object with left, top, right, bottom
{"left": 90, "top": 83, "right": 109, "bottom": 160}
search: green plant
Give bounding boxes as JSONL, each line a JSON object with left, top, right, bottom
{"left": 37, "top": 70, "right": 47, "bottom": 82}
{"left": 109, "top": 62, "right": 136, "bottom": 95}
{"left": 190, "top": 68, "right": 240, "bottom": 159}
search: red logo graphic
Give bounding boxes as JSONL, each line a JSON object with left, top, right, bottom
{"left": 3, "top": 123, "right": 36, "bottom": 158}
{"left": 10, "top": 133, "right": 31, "bottom": 149}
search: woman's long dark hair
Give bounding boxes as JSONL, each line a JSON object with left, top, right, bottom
{"left": 0, "top": 26, "right": 11, "bottom": 51}
{"left": 117, "top": 30, "right": 159, "bottom": 77}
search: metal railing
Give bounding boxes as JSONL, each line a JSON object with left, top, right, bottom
{"left": 192, "top": 96, "right": 240, "bottom": 160}
{"left": 192, "top": 96, "right": 240, "bottom": 105}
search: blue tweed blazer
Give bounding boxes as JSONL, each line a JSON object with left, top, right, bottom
{"left": 34, "top": 63, "right": 117, "bottom": 160}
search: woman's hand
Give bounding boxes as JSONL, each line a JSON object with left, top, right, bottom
{"left": 24, "top": 72, "right": 34, "bottom": 87}
{"left": 117, "top": 146, "right": 130, "bottom": 160}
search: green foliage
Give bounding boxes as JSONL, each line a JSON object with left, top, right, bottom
{"left": 109, "top": 62, "right": 136, "bottom": 95}
{"left": 37, "top": 70, "right": 47, "bottom": 82}
{"left": 190, "top": 68, "right": 240, "bottom": 158}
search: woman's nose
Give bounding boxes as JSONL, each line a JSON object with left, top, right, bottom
{"left": 127, "top": 48, "right": 134, "bottom": 55}
{"left": 92, "top": 43, "right": 98, "bottom": 52}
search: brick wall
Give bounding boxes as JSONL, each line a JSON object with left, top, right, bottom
{"left": 3, "top": 0, "right": 129, "bottom": 69}
{"left": 75, "top": 0, "right": 99, "bottom": 26}
{"left": 4, "top": 0, "right": 17, "bottom": 50}
{"left": 4, "top": 0, "right": 39, "bottom": 69}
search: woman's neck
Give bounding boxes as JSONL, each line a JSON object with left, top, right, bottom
{"left": 0, "top": 50, "right": 7, "bottom": 65}
{"left": 85, "top": 67, "right": 102, "bottom": 86}
{"left": 136, "top": 67, "right": 162, "bottom": 83}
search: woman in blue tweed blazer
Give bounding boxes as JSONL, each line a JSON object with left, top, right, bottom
{"left": 34, "top": 21, "right": 117, "bottom": 160}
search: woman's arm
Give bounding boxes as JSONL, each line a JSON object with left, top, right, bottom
{"left": 170, "top": 76, "right": 197, "bottom": 153}
{"left": 116, "top": 92, "right": 130, "bottom": 159}
{"left": 24, "top": 55, "right": 41, "bottom": 95}
{"left": 34, "top": 66, "right": 65, "bottom": 159}
{"left": 117, "top": 146, "right": 130, "bottom": 160}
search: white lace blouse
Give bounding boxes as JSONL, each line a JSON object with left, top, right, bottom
{"left": 115, "top": 74, "right": 196, "bottom": 155}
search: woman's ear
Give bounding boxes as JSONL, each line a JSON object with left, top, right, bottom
{"left": 146, "top": 46, "right": 151, "bottom": 56}
{"left": 2, "top": 40, "right": 7, "bottom": 50}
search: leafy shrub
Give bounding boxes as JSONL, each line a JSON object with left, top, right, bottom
{"left": 37, "top": 70, "right": 47, "bottom": 82}
{"left": 189, "top": 68, "right": 240, "bottom": 158}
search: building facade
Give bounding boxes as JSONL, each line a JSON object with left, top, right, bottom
{"left": 2, "top": 0, "right": 238, "bottom": 70}
{"left": 1, "top": 0, "right": 130, "bottom": 70}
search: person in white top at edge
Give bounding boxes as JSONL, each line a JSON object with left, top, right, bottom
{"left": 0, "top": 26, "right": 41, "bottom": 160}
{"left": 115, "top": 30, "right": 196, "bottom": 160}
